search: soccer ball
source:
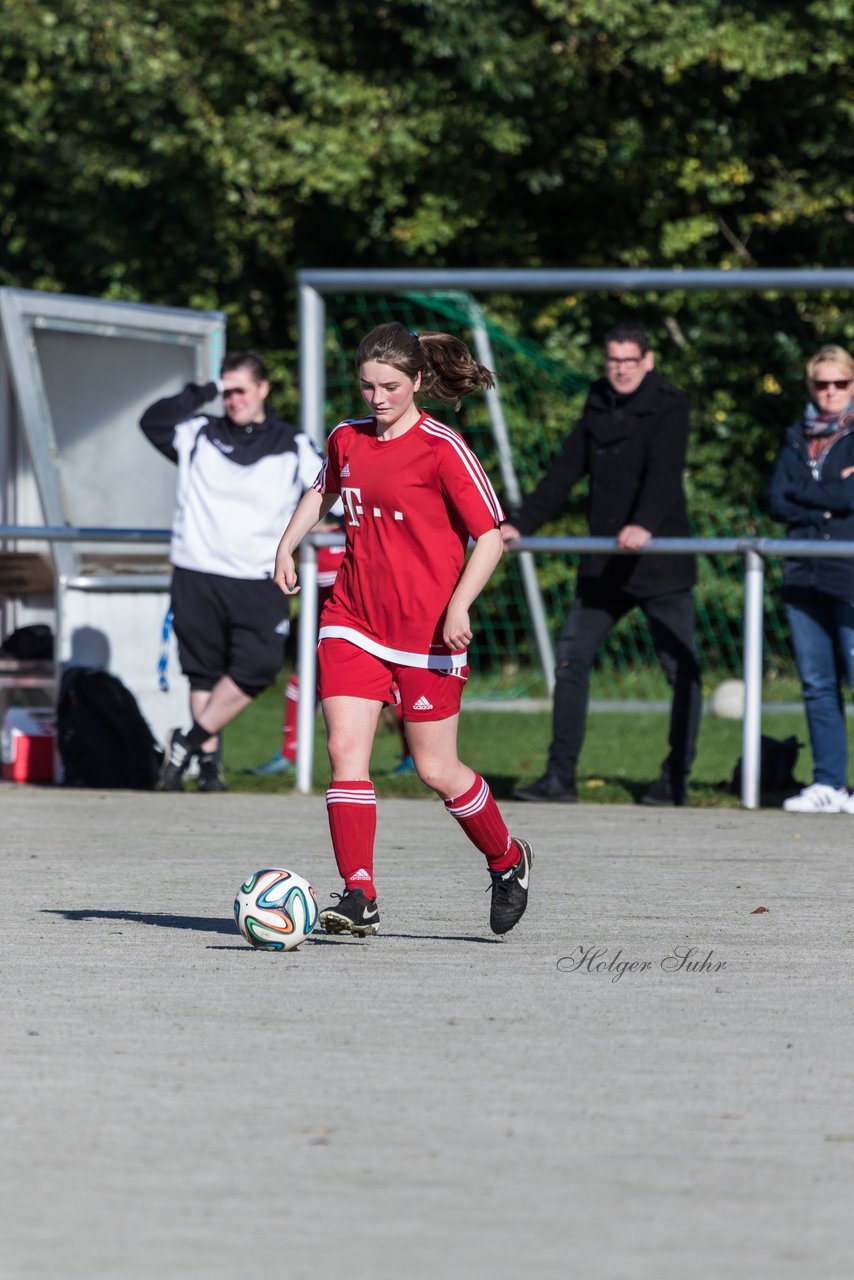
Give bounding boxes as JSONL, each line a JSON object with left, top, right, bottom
{"left": 709, "top": 678, "right": 745, "bottom": 720}
{"left": 234, "top": 868, "right": 319, "bottom": 951}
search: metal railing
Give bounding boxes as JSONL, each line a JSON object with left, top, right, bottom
{"left": 298, "top": 530, "right": 854, "bottom": 809}
{"left": 4, "top": 524, "right": 853, "bottom": 809}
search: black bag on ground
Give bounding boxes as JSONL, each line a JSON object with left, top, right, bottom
{"left": 0, "top": 624, "right": 54, "bottom": 660}
{"left": 729, "top": 734, "right": 801, "bottom": 796}
{"left": 57, "top": 667, "right": 163, "bottom": 789}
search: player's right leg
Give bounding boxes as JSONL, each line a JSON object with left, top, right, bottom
{"left": 318, "top": 694, "right": 385, "bottom": 936}
{"left": 316, "top": 640, "right": 393, "bottom": 936}
{"left": 161, "top": 569, "right": 227, "bottom": 791}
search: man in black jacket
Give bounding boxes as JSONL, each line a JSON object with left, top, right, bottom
{"left": 502, "top": 321, "right": 701, "bottom": 806}
{"left": 141, "top": 351, "right": 324, "bottom": 792}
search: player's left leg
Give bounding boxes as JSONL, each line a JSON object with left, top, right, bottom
{"left": 404, "top": 710, "right": 533, "bottom": 936}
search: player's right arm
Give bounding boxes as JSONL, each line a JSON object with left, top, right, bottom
{"left": 273, "top": 488, "right": 340, "bottom": 595}
{"left": 139, "top": 381, "right": 220, "bottom": 461}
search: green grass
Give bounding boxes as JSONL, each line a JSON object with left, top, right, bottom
{"left": 219, "top": 673, "right": 813, "bottom": 809}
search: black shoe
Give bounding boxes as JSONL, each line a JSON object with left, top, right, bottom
{"left": 512, "top": 774, "right": 577, "bottom": 803}
{"left": 319, "top": 889, "right": 380, "bottom": 937}
{"left": 197, "top": 751, "right": 226, "bottom": 793}
{"left": 159, "top": 728, "right": 194, "bottom": 791}
{"left": 641, "top": 776, "right": 686, "bottom": 807}
{"left": 489, "top": 838, "right": 533, "bottom": 935}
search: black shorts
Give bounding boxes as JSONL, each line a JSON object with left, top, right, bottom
{"left": 170, "top": 567, "right": 289, "bottom": 697}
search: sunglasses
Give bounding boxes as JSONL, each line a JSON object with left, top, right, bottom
{"left": 813, "top": 379, "right": 852, "bottom": 391}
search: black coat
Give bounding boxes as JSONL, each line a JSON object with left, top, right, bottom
{"left": 766, "top": 421, "right": 854, "bottom": 599}
{"left": 512, "top": 370, "right": 695, "bottom": 598}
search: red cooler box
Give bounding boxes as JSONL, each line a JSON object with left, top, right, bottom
{"left": 1, "top": 707, "right": 56, "bottom": 783}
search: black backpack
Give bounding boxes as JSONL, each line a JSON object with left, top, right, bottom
{"left": 0, "top": 623, "right": 54, "bottom": 660}
{"left": 57, "top": 667, "right": 163, "bottom": 789}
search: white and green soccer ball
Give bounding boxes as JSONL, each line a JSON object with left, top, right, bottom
{"left": 234, "top": 868, "right": 319, "bottom": 951}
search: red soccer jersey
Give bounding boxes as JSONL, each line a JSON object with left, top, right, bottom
{"left": 312, "top": 412, "right": 505, "bottom": 669}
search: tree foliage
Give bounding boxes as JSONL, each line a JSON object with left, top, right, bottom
{"left": 1, "top": 0, "right": 853, "bottom": 508}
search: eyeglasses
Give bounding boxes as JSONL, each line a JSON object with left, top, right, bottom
{"left": 813, "top": 379, "right": 852, "bottom": 392}
{"left": 605, "top": 356, "right": 642, "bottom": 368}
{"left": 222, "top": 387, "right": 248, "bottom": 399}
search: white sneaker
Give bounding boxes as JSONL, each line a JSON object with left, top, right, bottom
{"left": 783, "top": 783, "right": 849, "bottom": 813}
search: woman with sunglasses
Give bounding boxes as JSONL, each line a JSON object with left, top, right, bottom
{"left": 768, "top": 344, "right": 854, "bottom": 813}
{"left": 141, "top": 351, "right": 327, "bottom": 792}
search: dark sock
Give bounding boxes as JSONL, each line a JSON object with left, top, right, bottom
{"left": 186, "top": 721, "right": 212, "bottom": 751}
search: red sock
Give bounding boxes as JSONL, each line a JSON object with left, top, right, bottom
{"left": 444, "top": 774, "right": 518, "bottom": 873}
{"left": 326, "top": 781, "right": 377, "bottom": 898}
{"left": 281, "top": 675, "right": 300, "bottom": 762}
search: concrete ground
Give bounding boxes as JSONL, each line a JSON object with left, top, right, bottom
{"left": 1, "top": 786, "right": 852, "bottom": 1280}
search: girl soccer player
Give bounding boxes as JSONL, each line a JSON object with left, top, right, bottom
{"left": 273, "top": 322, "right": 532, "bottom": 937}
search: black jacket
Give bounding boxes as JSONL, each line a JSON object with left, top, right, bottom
{"left": 766, "top": 421, "right": 854, "bottom": 599}
{"left": 512, "top": 370, "right": 695, "bottom": 598}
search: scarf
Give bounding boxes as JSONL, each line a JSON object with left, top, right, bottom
{"left": 801, "top": 399, "right": 854, "bottom": 438}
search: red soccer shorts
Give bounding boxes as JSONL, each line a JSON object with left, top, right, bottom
{"left": 317, "top": 638, "right": 469, "bottom": 721}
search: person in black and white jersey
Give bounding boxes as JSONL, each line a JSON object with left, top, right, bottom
{"left": 140, "top": 350, "right": 324, "bottom": 792}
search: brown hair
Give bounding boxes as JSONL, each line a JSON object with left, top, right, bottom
{"left": 221, "top": 350, "right": 269, "bottom": 382}
{"left": 356, "top": 322, "right": 494, "bottom": 408}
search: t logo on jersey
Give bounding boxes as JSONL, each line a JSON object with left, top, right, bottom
{"left": 341, "top": 486, "right": 363, "bottom": 526}
{"left": 341, "top": 487, "right": 405, "bottom": 527}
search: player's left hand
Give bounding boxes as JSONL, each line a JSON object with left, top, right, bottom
{"left": 443, "top": 604, "right": 472, "bottom": 651}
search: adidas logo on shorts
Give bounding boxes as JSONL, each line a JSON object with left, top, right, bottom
{"left": 413, "top": 695, "right": 433, "bottom": 711}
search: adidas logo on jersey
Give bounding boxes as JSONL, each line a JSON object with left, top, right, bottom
{"left": 340, "top": 462, "right": 351, "bottom": 477}
{"left": 413, "top": 695, "right": 434, "bottom": 711}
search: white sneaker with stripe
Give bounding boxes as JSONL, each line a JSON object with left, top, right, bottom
{"left": 782, "top": 783, "right": 849, "bottom": 813}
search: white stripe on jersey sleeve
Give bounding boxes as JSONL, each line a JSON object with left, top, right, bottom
{"left": 311, "top": 457, "right": 329, "bottom": 493}
{"left": 311, "top": 418, "right": 374, "bottom": 493}
{"left": 419, "top": 418, "right": 505, "bottom": 524}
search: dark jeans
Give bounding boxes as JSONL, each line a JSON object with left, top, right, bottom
{"left": 546, "top": 589, "right": 702, "bottom": 786}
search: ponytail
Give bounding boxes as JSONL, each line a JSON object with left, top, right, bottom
{"left": 356, "top": 322, "right": 494, "bottom": 408}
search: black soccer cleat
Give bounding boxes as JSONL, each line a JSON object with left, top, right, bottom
{"left": 489, "top": 838, "right": 533, "bottom": 935}
{"left": 197, "top": 750, "right": 226, "bottom": 793}
{"left": 319, "top": 888, "right": 380, "bottom": 937}
{"left": 159, "top": 728, "right": 194, "bottom": 792}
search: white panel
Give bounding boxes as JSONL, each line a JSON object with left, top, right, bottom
{"left": 34, "top": 329, "right": 196, "bottom": 531}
